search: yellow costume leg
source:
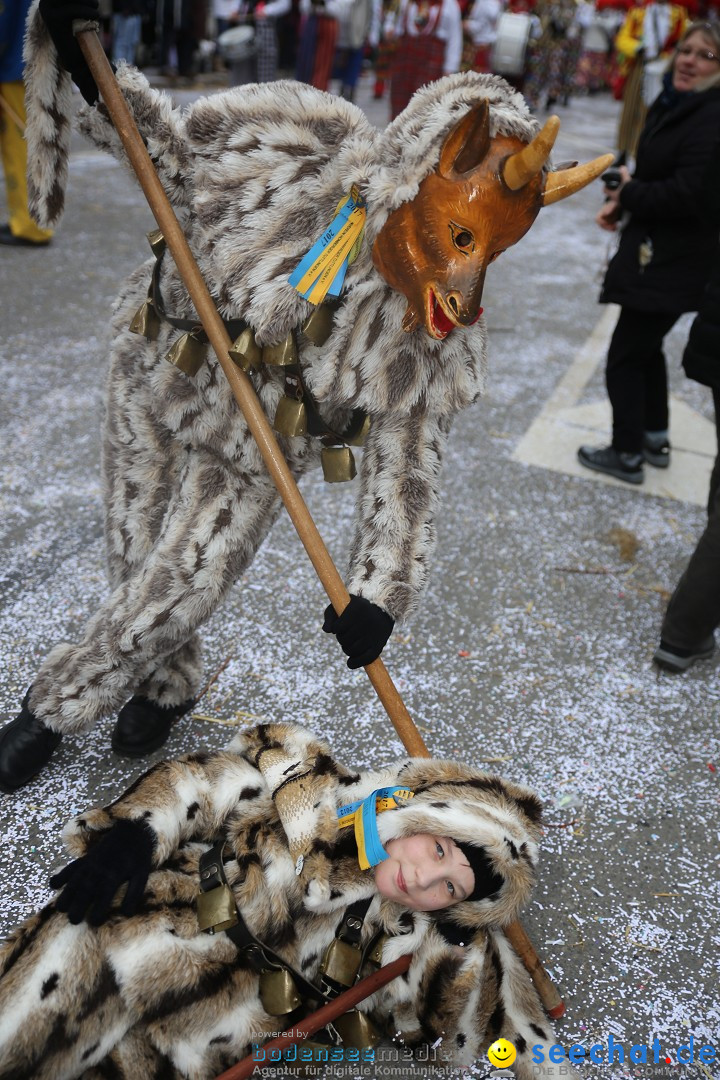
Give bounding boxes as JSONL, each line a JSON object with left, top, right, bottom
{"left": 0, "top": 81, "right": 53, "bottom": 243}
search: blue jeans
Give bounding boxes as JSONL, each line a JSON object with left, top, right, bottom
{"left": 112, "top": 14, "right": 142, "bottom": 64}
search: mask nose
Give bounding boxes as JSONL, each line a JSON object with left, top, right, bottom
{"left": 445, "top": 281, "right": 485, "bottom": 326}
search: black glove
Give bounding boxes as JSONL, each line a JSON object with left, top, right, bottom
{"left": 38, "top": 0, "right": 101, "bottom": 104}
{"left": 49, "top": 817, "right": 155, "bottom": 926}
{"left": 322, "top": 594, "right": 394, "bottom": 670}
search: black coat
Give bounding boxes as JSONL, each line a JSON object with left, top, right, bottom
{"left": 601, "top": 84, "right": 720, "bottom": 315}
{"left": 683, "top": 139, "right": 720, "bottom": 388}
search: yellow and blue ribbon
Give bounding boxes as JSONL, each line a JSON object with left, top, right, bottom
{"left": 289, "top": 186, "right": 366, "bottom": 305}
{"left": 337, "top": 786, "right": 414, "bottom": 870}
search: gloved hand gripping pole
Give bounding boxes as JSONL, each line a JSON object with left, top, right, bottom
{"left": 71, "top": 23, "right": 565, "bottom": 1025}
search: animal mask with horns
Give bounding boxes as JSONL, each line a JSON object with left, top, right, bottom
{"left": 372, "top": 102, "right": 612, "bottom": 339}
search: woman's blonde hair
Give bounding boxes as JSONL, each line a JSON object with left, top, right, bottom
{"left": 679, "top": 20, "right": 720, "bottom": 54}
{"left": 673, "top": 20, "right": 720, "bottom": 91}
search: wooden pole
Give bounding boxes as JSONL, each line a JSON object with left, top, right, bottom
{"left": 72, "top": 24, "right": 563, "bottom": 1021}
{"left": 216, "top": 955, "right": 413, "bottom": 1080}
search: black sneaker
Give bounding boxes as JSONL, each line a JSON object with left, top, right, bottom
{"left": 653, "top": 636, "right": 715, "bottom": 673}
{"left": 577, "top": 445, "right": 644, "bottom": 485}
{"left": 643, "top": 434, "right": 670, "bottom": 468}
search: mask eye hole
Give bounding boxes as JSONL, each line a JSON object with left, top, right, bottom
{"left": 450, "top": 222, "right": 475, "bottom": 254}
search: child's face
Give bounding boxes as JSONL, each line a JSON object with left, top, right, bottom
{"left": 373, "top": 833, "right": 475, "bottom": 911}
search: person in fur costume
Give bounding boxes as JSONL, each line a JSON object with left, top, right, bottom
{"left": 0, "top": 722, "right": 577, "bottom": 1079}
{"left": 0, "top": 0, "right": 611, "bottom": 792}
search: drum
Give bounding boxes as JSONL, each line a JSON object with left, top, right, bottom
{"left": 491, "top": 12, "right": 532, "bottom": 77}
{"left": 217, "top": 25, "right": 256, "bottom": 62}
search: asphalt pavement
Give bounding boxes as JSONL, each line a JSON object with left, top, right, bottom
{"left": 0, "top": 71, "right": 718, "bottom": 1080}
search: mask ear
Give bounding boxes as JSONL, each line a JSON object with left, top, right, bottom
{"left": 438, "top": 101, "right": 491, "bottom": 179}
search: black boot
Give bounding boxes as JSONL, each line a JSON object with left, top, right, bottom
{"left": 0, "top": 691, "right": 62, "bottom": 794}
{"left": 111, "top": 696, "right": 194, "bottom": 758}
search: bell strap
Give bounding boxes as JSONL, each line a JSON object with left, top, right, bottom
{"left": 281, "top": 363, "right": 368, "bottom": 446}
{"left": 198, "top": 842, "right": 334, "bottom": 1005}
{"left": 151, "top": 249, "right": 249, "bottom": 341}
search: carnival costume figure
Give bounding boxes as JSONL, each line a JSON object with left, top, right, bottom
{"left": 0, "top": 0, "right": 611, "bottom": 792}
{"left": 0, "top": 722, "right": 578, "bottom": 1079}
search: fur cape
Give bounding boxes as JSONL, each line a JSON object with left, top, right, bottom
{"left": 0, "top": 723, "right": 577, "bottom": 1079}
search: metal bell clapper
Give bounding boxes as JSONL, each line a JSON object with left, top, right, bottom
{"left": 146, "top": 228, "right": 166, "bottom": 258}
{"left": 333, "top": 1009, "right": 381, "bottom": 1049}
{"left": 301, "top": 304, "right": 336, "bottom": 347}
{"left": 262, "top": 334, "right": 297, "bottom": 367}
{"left": 129, "top": 297, "right": 161, "bottom": 341}
{"left": 321, "top": 446, "right": 356, "bottom": 483}
{"left": 258, "top": 968, "right": 302, "bottom": 1016}
{"left": 196, "top": 883, "right": 239, "bottom": 934}
{"left": 321, "top": 938, "right": 362, "bottom": 987}
{"left": 166, "top": 330, "right": 206, "bottom": 377}
{"left": 228, "top": 327, "right": 262, "bottom": 372}
{"left": 273, "top": 396, "right": 308, "bottom": 437}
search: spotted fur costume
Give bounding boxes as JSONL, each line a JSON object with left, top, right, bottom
{"left": 20, "top": 1, "right": 548, "bottom": 736}
{"left": 0, "top": 723, "right": 577, "bottom": 1079}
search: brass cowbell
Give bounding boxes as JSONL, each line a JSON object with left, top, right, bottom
{"left": 196, "top": 883, "right": 238, "bottom": 935}
{"left": 321, "top": 446, "right": 356, "bottom": 483}
{"left": 228, "top": 327, "right": 262, "bottom": 372}
{"left": 333, "top": 1009, "right": 381, "bottom": 1049}
{"left": 301, "top": 303, "right": 336, "bottom": 347}
{"left": 263, "top": 334, "right": 297, "bottom": 367}
{"left": 258, "top": 968, "right": 302, "bottom": 1016}
{"left": 129, "top": 297, "right": 161, "bottom": 341}
{"left": 166, "top": 330, "right": 206, "bottom": 377}
{"left": 273, "top": 396, "right": 308, "bottom": 438}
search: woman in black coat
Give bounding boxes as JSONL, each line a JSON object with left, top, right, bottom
{"left": 654, "top": 137, "right": 720, "bottom": 671}
{"left": 578, "top": 20, "right": 720, "bottom": 485}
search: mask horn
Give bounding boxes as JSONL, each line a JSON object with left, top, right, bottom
{"left": 542, "top": 153, "right": 615, "bottom": 205}
{"left": 502, "top": 115, "right": 560, "bottom": 191}
{"left": 438, "top": 101, "right": 491, "bottom": 178}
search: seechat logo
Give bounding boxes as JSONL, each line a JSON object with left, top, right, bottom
{"left": 487, "top": 1039, "right": 517, "bottom": 1069}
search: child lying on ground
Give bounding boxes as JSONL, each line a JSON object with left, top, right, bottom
{"left": 0, "top": 723, "right": 575, "bottom": 1078}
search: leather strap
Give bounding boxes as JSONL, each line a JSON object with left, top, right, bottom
{"left": 198, "top": 843, "right": 332, "bottom": 1006}
{"left": 281, "top": 361, "right": 368, "bottom": 445}
{"left": 151, "top": 251, "right": 249, "bottom": 341}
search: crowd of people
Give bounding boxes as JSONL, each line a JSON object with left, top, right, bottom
{"left": 62, "top": 0, "right": 720, "bottom": 112}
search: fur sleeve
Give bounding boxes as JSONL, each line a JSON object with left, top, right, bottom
{"left": 23, "top": 0, "right": 190, "bottom": 229}
{"left": 23, "top": 0, "right": 74, "bottom": 228}
{"left": 62, "top": 749, "right": 272, "bottom": 864}
{"left": 232, "top": 723, "right": 357, "bottom": 910}
{"left": 346, "top": 410, "right": 453, "bottom": 621}
{"left": 75, "top": 64, "right": 191, "bottom": 211}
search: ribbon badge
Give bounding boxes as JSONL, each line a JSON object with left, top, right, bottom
{"left": 289, "top": 185, "right": 367, "bottom": 305}
{"left": 337, "top": 786, "right": 414, "bottom": 870}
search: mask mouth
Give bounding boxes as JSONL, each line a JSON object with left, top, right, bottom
{"left": 426, "top": 288, "right": 457, "bottom": 339}
{"left": 426, "top": 288, "right": 483, "bottom": 338}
